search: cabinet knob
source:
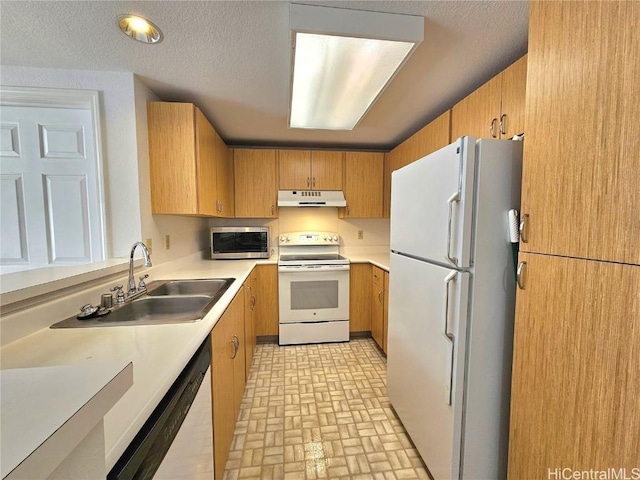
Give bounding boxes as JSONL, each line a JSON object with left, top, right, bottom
{"left": 499, "top": 113, "right": 507, "bottom": 136}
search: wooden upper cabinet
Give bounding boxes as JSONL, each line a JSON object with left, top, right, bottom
{"left": 389, "top": 110, "right": 451, "bottom": 173}
{"left": 341, "top": 152, "right": 384, "bottom": 218}
{"left": 311, "top": 151, "right": 343, "bottom": 190}
{"left": 214, "top": 129, "right": 234, "bottom": 217}
{"left": 508, "top": 253, "right": 640, "bottom": 478}
{"left": 278, "top": 149, "right": 343, "bottom": 190}
{"left": 499, "top": 55, "right": 527, "bottom": 139}
{"left": 520, "top": 1, "right": 639, "bottom": 265}
{"left": 233, "top": 148, "right": 278, "bottom": 218}
{"left": 451, "top": 74, "right": 502, "bottom": 141}
{"left": 451, "top": 55, "right": 527, "bottom": 141}
{"left": 147, "top": 102, "right": 232, "bottom": 217}
{"left": 386, "top": 110, "right": 451, "bottom": 217}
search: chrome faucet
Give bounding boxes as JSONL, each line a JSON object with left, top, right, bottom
{"left": 128, "top": 241, "right": 152, "bottom": 295}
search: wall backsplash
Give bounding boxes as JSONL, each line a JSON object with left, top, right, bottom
{"left": 210, "top": 208, "right": 390, "bottom": 255}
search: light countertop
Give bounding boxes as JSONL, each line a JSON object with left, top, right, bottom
{"left": 0, "top": 253, "right": 386, "bottom": 472}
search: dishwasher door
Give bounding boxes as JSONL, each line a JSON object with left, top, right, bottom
{"left": 153, "top": 367, "right": 213, "bottom": 479}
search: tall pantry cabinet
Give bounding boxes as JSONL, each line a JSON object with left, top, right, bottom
{"left": 508, "top": 2, "right": 640, "bottom": 477}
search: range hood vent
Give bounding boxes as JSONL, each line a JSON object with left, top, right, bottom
{"left": 277, "top": 190, "right": 346, "bottom": 207}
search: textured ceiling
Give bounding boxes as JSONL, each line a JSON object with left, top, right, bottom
{"left": 0, "top": 1, "right": 529, "bottom": 150}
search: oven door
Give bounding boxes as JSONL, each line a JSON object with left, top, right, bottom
{"left": 278, "top": 265, "right": 350, "bottom": 323}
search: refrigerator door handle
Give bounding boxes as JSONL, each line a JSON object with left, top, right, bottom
{"left": 443, "top": 270, "right": 457, "bottom": 405}
{"left": 446, "top": 192, "right": 460, "bottom": 266}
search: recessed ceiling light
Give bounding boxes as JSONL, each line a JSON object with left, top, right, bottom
{"left": 118, "top": 14, "right": 163, "bottom": 44}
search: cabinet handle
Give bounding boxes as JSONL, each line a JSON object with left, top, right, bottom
{"left": 378, "top": 290, "right": 383, "bottom": 304}
{"left": 312, "top": 177, "right": 316, "bottom": 188}
{"left": 499, "top": 113, "right": 507, "bottom": 136}
{"left": 230, "top": 335, "right": 239, "bottom": 359}
{"left": 307, "top": 177, "right": 310, "bottom": 188}
{"left": 516, "top": 261, "right": 527, "bottom": 290}
{"left": 271, "top": 204, "right": 275, "bottom": 215}
{"left": 490, "top": 118, "right": 498, "bottom": 138}
{"left": 346, "top": 205, "right": 350, "bottom": 215}
{"left": 250, "top": 295, "right": 256, "bottom": 310}
{"left": 519, "top": 213, "right": 529, "bottom": 243}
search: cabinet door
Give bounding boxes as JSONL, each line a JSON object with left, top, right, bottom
{"left": 342, "top": 152, "right": 384, "bottom": 218}
{"left": 508, "top": 253, "right": 640, "bottom": 478}
{"left": 499, "top": 55, "right": 527, "bottom": 139}
{"left": 311, "top": 151, "right": 343, "bottom": 190}
{"left": 371, "top": 276, "right": 384, "bottom": 349}
{"left": 195, "top": 108, "right": 218, "bottom": 216}
{"left": 520, "top": 1, "right": 640, "bottom": 265}
{"left": 211, "top": 311, "right": 235, "bottom": 479}
{"left": 148, "top": 102, "right": 199, "bottom": 215}
{"left": 387, "top": 110, "right": 451, "bottom": 218}
{"left": 243, "top": 273, "right": 256, "bottom": 380}
{"left": 383, "top": 271, "right": 389, "bottom": 353}
{"left": 233, "top": 149, "right": 278, "bottom": 218}
{"left": 349, "top": 263, "right": 371, "bottom": 332}
{"left": 451, "top": 75, "right": 501, "bottom": 141}
{"left": 253, "top": 264, "right": 279, "bottom": 337}
{"left": 215, "top": 130, "right": 234, "bottom": 217}
{"left": 229, "top": 291, "right": 246, "bottom": 415}
{"left": 389, "top": 110, "right": 451, "bottom": 173}
{"left": 278, "top": 150, "right": 311, "bottom": 190}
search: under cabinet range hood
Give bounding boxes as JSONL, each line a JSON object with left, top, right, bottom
{"left": 277, "top": 190, "right": 347, "bottom": 207}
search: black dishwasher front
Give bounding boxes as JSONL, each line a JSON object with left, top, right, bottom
{"left": 107, "top": 338, "right": 211, "bottom": 480}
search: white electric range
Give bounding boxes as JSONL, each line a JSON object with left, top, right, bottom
{"left": 277, "top": 231, "right": 350, "bottom": 345}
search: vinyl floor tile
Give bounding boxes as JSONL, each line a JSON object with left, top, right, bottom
{"left": 223, "top": 339, "right": 428, "bottom": 480}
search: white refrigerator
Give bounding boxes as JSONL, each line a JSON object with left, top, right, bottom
{"left": 387, "top": 137, "right": 522, "bottom": 480}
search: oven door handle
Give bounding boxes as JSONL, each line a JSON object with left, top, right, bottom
{"left": 278, "top": 265, "right": 351, "bottom": 273}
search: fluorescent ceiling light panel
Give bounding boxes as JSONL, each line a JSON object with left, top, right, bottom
{"left": 289, "top": 4, "right": 423, "bottom": 131}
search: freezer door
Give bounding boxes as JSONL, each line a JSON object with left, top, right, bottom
{"left": 387, "top": 252, "right": 470, "bottom": 480}
{"left": 390, "top": 137, "right": 475, "bottom": 268}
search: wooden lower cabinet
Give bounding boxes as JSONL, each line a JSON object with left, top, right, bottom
{"left": 370, "top": 267, "right": 389, "bottom": 352}
{"left": 382, "top": 271, "right": 389, "bottom": 353}
{"left": 371, "top": 266, "right": 384, "bottom": 348}
{"left": 349, "top": 263, "right": 371, "bottom": 333}
{"left": 243, "top": 272, "right": 256, "bottom": 379}
{"left": 211, "top": 288, "right": 246, "bottom": 479}
{"left": 253, "top": 264, "right": 279, "bottom": 337}
{"left": 508, "top": 253, "right": 640, "bottom": 478}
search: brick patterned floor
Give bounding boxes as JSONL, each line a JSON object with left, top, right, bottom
{"left": 223, "top": 338, "right": 430, "bottom": 480}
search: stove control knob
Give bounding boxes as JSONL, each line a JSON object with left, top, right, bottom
{"left": 332, "top": 234, "right": 338, "bottom": 242}
{"left": 286, "top": 235, "right": 291, "bottom": 242}
{"left": 323, "top": 235, "right": 328, "bottom": 241}
{"left": 280, "top": 235, "right": 285, "bottom": 242}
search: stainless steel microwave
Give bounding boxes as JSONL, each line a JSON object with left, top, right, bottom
{"left": 210, "top": 227, "right": 270, "bottom": 259}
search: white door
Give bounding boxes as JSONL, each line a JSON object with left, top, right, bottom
{"left": 0, "top": 105, "right": 104, "bottom": 272}
{"left": 390, "top": 137, "right": 475, "bottom": 268}
{"left": 387, "top": 252, "right": 470, "bottom": 480}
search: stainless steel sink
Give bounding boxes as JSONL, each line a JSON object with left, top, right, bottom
{"left": 50, "top": 278, "right": 235, "bottom": 328}
{"left": 146, "top": 279, "right": 232, "bottom": 297}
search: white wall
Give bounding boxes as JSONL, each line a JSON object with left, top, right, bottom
{"left": 0, "top": 66, "right": 208, "bottom": 264}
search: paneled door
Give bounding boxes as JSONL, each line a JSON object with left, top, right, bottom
{"left": 0, "top": 105, "right": 104, "bottom": 272}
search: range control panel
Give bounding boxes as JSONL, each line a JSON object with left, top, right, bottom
{"left": 279, "top": 231, "right": 339, "bottom": 246}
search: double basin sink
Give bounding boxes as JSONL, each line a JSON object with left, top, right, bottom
{"left": 51, "top": 279, "right": 235, "bottom": 329}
